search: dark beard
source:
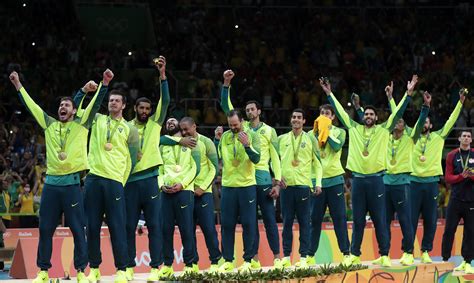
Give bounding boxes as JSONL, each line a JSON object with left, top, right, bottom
{"left": 167, "top": 127, "right": 180, "bottom": 135}
{"left": 137, "top": 114, "right": 149, "bottom": 123}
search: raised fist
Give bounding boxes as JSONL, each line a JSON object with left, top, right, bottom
{"left": 215, "top": 126, "right": 224, "bottom": 140}
{"left": 223, "top": 70, "right": 235, "bottom": 86}
{"left": 82, "top": 80, "right": 98, "bottom": 93}
{"left": 103, "top": 69, "right": 114, "bottom": 86}
{"left": 423, "top": 91, "right": 432, "bottom": 106}
{"left": 154, "top": 56, "right": 167, "bottom": 80}
{"left": 9, "top": 71, "right": 22, "bottom": 91}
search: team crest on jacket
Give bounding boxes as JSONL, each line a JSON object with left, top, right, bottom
{"left": 182, "top": 147, "right": 187, "bottom": 152}
{"left": 301, "top": 142, "right": 306, "bottom": 148}
{"left": 260, "top": 129, "right": 265, "bottom": 135}
{"left": 118, "top": 127, "right": 123, "bottom": 133}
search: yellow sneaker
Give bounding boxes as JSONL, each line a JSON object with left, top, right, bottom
{"left": 349, "top": 254, "right": 361, "bottom": 265}
{"left": 399, "top": 252, "right": 407, "bottom": 263}
{"left": 238, "top": 261, "right": 252, "bottom": 273}
{"left": 157, "top": 265, "right": 174, "bottom": 279}
{"left": 77, "top": 271, "right": 88, "bottom": 283}
{"left": 250, "top": 259, "right": 262, "bottom": 270}
{"left": 400, "top": 253, "right": 414, "bottom": 266}
{"left": 208, "top": 264, "right": 219, "bottom": 273}
{"left": 381, "top": 256, "right": 392, "bottom": 267}
{"left": 125, "top": 267, "right": 134, "bottom": 280}
{"left": 294, "top": 257, "right": 308, "bottom": 269}
{"left": 306, "top": 256, "right": 316, "bottom": 266}
{"left": 147, "top": 267, "right": 160, "bottom": 281}
{"left": 454, "top": 261, "right": 467, "bottom": 271}
{"left": 281, "top": 257, "right": 292, "bottom": 268}
{"left": 114, "top": 270, "right": 127, "bottom": 283}
{"left": 192, "top": 263, "right": 200, "bottom": 273}
{"left": 372, "top": 256, "right": 383, "bottom": 265}
{"left": 421, "top": 251, "right": 432, "bottom": 264}
{"left": 218, "top": 261, "right": 235, "bottom": 273}
{"left": 87, "top": 268, "right": 101, "bottom": 283}
{"left": 273, "top": 258, "right": 284, "bottom": 269}
{"left": 342, "top": 255, "right": 353, "bottom": 267}
{"left": 465, "top": 263, "right": 474, "bottom": 274}
{"left": 32, "top": 270, "right": 49, "bottom": 283}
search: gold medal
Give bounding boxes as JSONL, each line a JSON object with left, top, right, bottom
{"left": 292, "top": 159, "right": 300, "bottom": 167}
{"left": 390, "top": 159, "right": 396, "bottom": 165}
{"left": 419, "top": 155, "right": 426, "bottom": 162}
{"left": 58, "top": 152, "right": 67, "bottom": 161}
{"left": 362, "top": 150, "right": 369, "bottom": 156}
{"left": 104, "top": 143, "right": 113, "bottom": 151}
{"left": 175, "top": 165, "right": 182, "bottom": 172}
{"left": 321, "top": 152, "right": 326, "bottom": 158}
{"left": 232, "top": 159, "right": 240, "bottom": 167}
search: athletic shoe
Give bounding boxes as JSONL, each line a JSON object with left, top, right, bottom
{"left": 114, "top": 270, "right": 128, "bottom": 283}
{"left": 273, "top": 258, "right": 284, "bottom": 269}
{"left": 77, "top": 271, "right": 88, "bottom": 283}
{"left": 381, "top": 256, "right": 392, "bottom": 267}
{"left": 147, "top": 268, "right": 160, "bottom": 281}
{"left": 157, "top": 265, "right": 174, "bottom": 279}
{"left": 400, "top": 253, "right": 414, "bottom": 266}
{"left": 342, "top": 255, "right": 353, "bottom": 267}
{"left": 454, "top": 261, "right": 466, "bottom": 271}
{"left": 238, "top": 261, "right": 252, "bottom": 273}
{"left": 250, "top": 259, "right": 262, "bottom": 270}
{"left": 32, "top": 270, "right": 49, "bottom": 283}
{"left": 349, "top": 254, "right": 361, "bottom": 265}
{"left": 294, "top": 257, "right": 308, "bottom": 269}
{"left": 399, "top": 252, "right": 408, "bottom": 263}
{"left": 372, "top": 257, "right": 383, "bottom": 265}
{"left": 281, "top": 257, "right": 292, "bottom": 268}
{"left": 465, "top": 263, "right": 474, "bottom": 274}
{"left": 218, "top": 261, "right": 235, "bottom": 273}
{"left": 87, "top": 268, "right": 101, "bottom": 283}
{"left": 125, "top": 267, "right": 134, "bottom": 280}
{"left": 208, "top": 264, "right": 220, "bottom": 273}
{"left": 192, "top": 263, "right": 200, "bottom": 273}
{"left": 421, "top": 251, "right": 432, "bottom": 264}
{"left": 306, "top": 256, "right": 316, "bottom": 266}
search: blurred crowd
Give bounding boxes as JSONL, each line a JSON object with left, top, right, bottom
{"left": 1, "top": 0, "right": 473, "bottom": 226}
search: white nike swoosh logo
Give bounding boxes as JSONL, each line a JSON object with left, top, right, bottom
{"left": 151, "top": 195, "right": 158, "bottom": 199}
{"left": 181, "top": 205, "right": 188, "bottom": 209}
{"left": 457, "top": 159, "right": 462, "bottom": 162}
{"left": 263, "top": 187, "right": 270, "bottom": 192}
{"left": 202, "top": 203, "right": 209, "bottom": 208}
{"left": 337, "top": 193, "right": 343, "bottom": 196}
{"left": 301, "top": 197, "right": 308, "bottom": 201}
{"left": 434, "top": 196, "right": 438, "bottom": 200}
{"left": 378, "top": 194, "right": 383, "bottom": 198}
{"left": 71, "top": 202, "right": 78, "bottom": 207}
{"left": 115, "top": 197, "right": 121, "bottom": 201}
{"left": 249, "top": 199, "right": 255, "bottom": 203}
{"left": 398, "top": 201, "right": 404, "bottom": 205}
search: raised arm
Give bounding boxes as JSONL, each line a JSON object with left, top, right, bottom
{"left": 219, "top": 70, "right": 236, "bottom": 115}
{"left": 410, "top": 92, "right": 431, "bottom": 143}
{"left": 320, "top": 78, "right": 357, "bottom": 129}
{"left": 150, "top": 56, "right": 170, "bottom": 126}
{"left": 327, "top": 127, "right": 346, "bottom": 152}
{"left": 9, "top": 71, "right": 54, "bottom": 129}
{"left": 437, "top": 88, "right": 466, "bottom": 139}
{"left": 73, "top": 80, "right": 99, "bottom": 117}
{"left": 384, "top": 75, "right": 418, "bottom": 131}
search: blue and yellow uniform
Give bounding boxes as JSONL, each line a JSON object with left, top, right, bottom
{"left": 18, "top": 83, "right": 107, "bottom": 272}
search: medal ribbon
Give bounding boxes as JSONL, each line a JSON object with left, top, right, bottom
{"left": 291, "top": 131, "right": 303, "bottom": 161}
{"left": 106, "top": 117, "right": 121, "bottom": 144}
{"left": 420, "top": 133, "right": 430, "bottom": 156}
{"left": 363, "top": 126, "right": 375, "bottom": 153}
{"left": 59, "top": 123, "right": 71, "bottom": 152}
{"left": 459, "top": 148, "right": 470, "bottom": 170}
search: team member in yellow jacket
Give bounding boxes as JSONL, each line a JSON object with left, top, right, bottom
{"left": 215, "top": 110, "right": 261, "bottom": 273}
{"left": 10, "top": 70, "right": 110, "bottom": 283}
{"left": 219, "top": 70, "right": 282, "bottom": 269}
{"left": 158, "top": 118, "right": 201, "bottom": 277}
{"left": 85, "top": 86, "right": 139, "bottom": 283}
{"left": 321, "top": 76, "right": 411, "bottom": 266}
{"left": 278, "top": 109, "right": 322, "bottom": 268}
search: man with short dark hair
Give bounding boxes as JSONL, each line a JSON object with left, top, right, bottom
{"left": 84, "top": 74, "right": 139, "bottom": 283}
{"left": 9, "top": 70, "right": 111, "bottom": 283}
{"left": 321, "top": 76, "right": 412, "bottom": 266}
{"left": 277, "top": 109, "right": 322, "bottom": 268}
{"left": 442, "top": 130, "right": 474, "bottom": 273}
{"left": 180, "top": 117, "right": 222, "bottom": 272}
{"left": 215, "top": 109, "right": 261, "bottom": 272}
